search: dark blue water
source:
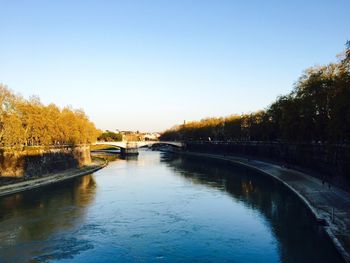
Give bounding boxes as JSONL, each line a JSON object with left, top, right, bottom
{"left": 0, "top": 151, "right": 342, "bottom": 262}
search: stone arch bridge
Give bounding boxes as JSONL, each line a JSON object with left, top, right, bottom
{"left": 94, "top": 141, "right": 183, "bottom": 150}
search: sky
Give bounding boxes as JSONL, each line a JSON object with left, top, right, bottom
{"left": 0, "top": 0, "right": 349, "bottom": 132}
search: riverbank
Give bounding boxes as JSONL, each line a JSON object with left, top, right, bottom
{"left": 184, "top": 141, "right": 350, "bottom": 191}
{"left": 0, "top": 145, "right": 92, "bottom": 178}
{"left": 173, "top": 150, "right": 350, "bottom": 263}
{"left": 0, "top": 157, "right": 107, "bottom": 197}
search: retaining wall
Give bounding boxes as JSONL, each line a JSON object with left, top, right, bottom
{"left": 185, "top": 141, "right": 350, "bottom": 190}
{"left": 0, "top": 146, "right": 91, "bottom": 178}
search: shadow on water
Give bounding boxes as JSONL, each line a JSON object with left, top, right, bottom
{"left": 0, "top": 175, "right": 97, "bottom": 263}
{"left": 91, "top": 152, "right": 138, "bottom": 162}
{"left": 160, "top": 153, "right": 343, "bottom": 263}
{"left": 0, "top": 151, "right": 344, "bottom": 263}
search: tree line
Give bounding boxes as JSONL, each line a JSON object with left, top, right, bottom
{"left": 161, "top": 42, "right": 350, "bottom": 143}
{"left": 97, "top": 131, "right": 123, "bottom": 142}
{"left": 0, "top": 86, "right": 100, "bottom": 147}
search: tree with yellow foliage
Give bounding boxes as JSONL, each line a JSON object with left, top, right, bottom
{"left": 0, "top": 85, "right": 99, "bottom": 147}
{"left": 161, "top": 42, "right": 350, "bottom": 143}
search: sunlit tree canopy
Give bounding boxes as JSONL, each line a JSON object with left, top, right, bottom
{"left": 0, "top": 87, "right": 100, "bottom": 147}
{"left": 161, "top": 42, "right": 350, "bottom": 143}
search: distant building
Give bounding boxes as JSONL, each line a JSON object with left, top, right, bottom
{"left": 144, "top": 133, "right": 160, "bottom": 141}
{"left": 110, "top": 130, "right": 160, "bottom": 141}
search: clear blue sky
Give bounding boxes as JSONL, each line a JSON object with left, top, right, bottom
{"left": 1, "top": 0, "right": 349, "bottom": 132}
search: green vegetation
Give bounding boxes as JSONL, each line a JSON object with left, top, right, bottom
{"left": 161, "top": 42, "right": 350, "bottom": 143}
{"left": 90, "top": 144, "right": 120, "bottom": 151}
{"left": 97, "top": 131, "right": 123, "bottom": 142}
{"left": 0, "top": 87, "right": 100, "bottom": 147}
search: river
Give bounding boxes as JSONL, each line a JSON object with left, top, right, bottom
{"left": 0, "top": 150, "right": 342, "bottom": 262}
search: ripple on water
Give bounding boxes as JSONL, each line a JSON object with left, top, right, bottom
{"left": 0, "top": 151, "right": 344, "bottom": 263}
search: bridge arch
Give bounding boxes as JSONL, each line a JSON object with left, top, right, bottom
{"left": 93, "top": 141, "right": 183, "bottom": 150}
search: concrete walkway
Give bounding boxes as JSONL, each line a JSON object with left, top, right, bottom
{"left": 179, "top": 151, "right": 350, "bottom": 262}
{"left": 0, "top": 158, "right": 107, "bottom": 198}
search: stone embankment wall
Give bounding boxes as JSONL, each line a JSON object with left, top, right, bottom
{"left": 0, "top": 146, "right": 91, "bottom": 178}
{"left": 185, "top": 141, "right": 350, "bottom": 190}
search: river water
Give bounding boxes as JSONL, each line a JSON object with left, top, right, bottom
{"left": 0, "top": 150, "right": 343, "bottom": 263}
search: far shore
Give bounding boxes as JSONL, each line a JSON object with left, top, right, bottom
{"left": 0, "top": 157, "right": 107, "bottom": 198}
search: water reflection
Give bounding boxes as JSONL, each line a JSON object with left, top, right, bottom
{"left": 0, "top": 175, "right": 96, "bottom": 262}
{"left": 161, "top": 153, "right": 342, "bottom": 263}
{"left": 0, "top": 151, "right": 343, "bottom": 263}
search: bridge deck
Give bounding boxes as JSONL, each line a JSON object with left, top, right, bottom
{"left": 94, "top": 141, "right": 183, "bottom": 149}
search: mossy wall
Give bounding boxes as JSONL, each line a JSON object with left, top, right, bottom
{"left": 0, "top": 146, "right": 91, "bottom": 178}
